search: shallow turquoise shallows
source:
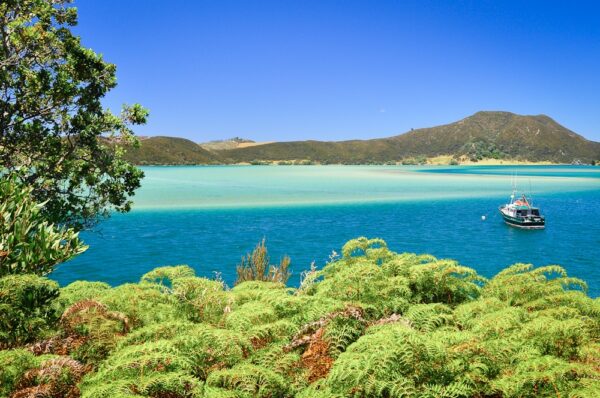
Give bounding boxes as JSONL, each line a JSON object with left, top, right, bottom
{"left": 51, "top": 165, "right": 600, "bottom": 296}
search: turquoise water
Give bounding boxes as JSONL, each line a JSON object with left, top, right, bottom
{"left": 51, "top": 166, "right": 600, "bottom": 296}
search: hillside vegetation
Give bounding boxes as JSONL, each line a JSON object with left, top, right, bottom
{"left": 220, "top": 112, "right": 600, "bottom": 164}
{"left": 124, "top": 137, "right": 220, "bottom": 165}
{"left": 200, "top": 138, "right": 261, "bottom": 151}
{"left": 1, "top": 237, "right": 599, "bottom": 397}
{"left": 124, "top": 112, "right": 600, "bottom": 165}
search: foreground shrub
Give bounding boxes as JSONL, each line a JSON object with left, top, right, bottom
{"left": 10, "top": 356, "right": 88, "bottom": 398}
{"left": 205, "top": 363, "right": 290, "bottom": 397}
{"left": 0, "top": 275, "right": 60, "bottom": 348}
{"left": 0, "top": 175, "right": 87, "bottom": 277}
{"left": 0, "top": 349, "right": 43, "bottom": 396}
{"left": 79, "top": 340, "right": 202, "bottom": 397}
{"left": 0, "top": 237, "right": 598, "bottom": 397}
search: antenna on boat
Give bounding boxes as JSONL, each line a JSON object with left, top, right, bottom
{"left": 510, "top": 171, "right": 517, "bottom": 203}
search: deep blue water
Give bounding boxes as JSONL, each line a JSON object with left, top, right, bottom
{"left": 423, "top": 165, "right": 600, "bottom": 178}
{"left": 51, "top": 166, "right": 600, "bottom": 296}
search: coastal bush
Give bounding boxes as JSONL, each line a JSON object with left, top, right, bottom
{"left": 250, "top": 160, "right": 270, "bottom": 165}
{"left": 59, "top": 299, "right": 131, "bottom": 364}
{"left": 10, "top": 356, "right": 88, "bottom": 397}
{"left": 141, "top": 265, "right": 229, "bottom": 324}
{"left": 78, "top": 339, "right": 203, "bottom": 397}
{"left": 205, "top": 363, "right": 290, "bottom": 397}
{"left": 293, "top": 159, "right": 315, "bottom": 165}
{"left": 401, "top": 157, "right": 427, "bottom": 165}
{"left": 53, "top": 281, "right": 112, "bottom": 314}
{"left": 171, "top": 276, "right": 229, "bottom": 324}
{"left": 0, "top": 237, "right": 598, "bottom": 397}
{"left": 93, "top": 282, "right": 180, "bottom": 327}
{"left": 0, "top": 176, "right": 88, "bottom": 277}
{"left": 0, "top": 274, "right": 60, "bottom": 348}
{"left": 0, "top": 349, "right": 45, "bottom": 396}
{"left": 462, "top": 140, "right": 508, "bottom": 162}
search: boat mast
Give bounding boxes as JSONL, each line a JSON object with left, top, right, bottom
{"left": 510, "top": 172, "right": 517, "bottom": 204}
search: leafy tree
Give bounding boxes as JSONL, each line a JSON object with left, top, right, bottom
{"left": 0, "top": 175, "right": 87, "bottom": 276}
{"left": 462, "top": 139, "right": 508, "bottom": 162}
{"left": 0, "top": 0, "right": 148, "bottom": 229}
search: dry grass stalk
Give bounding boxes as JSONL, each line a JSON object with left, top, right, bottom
{"left": 235, "top": 238, "right": 291, "bottom": 285}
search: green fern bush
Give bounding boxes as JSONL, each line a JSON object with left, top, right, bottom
{"left": 0, "top": 274, "right": 60, "bottom": 348}
{"left": 206, "top": 363, "right": 290, "bottom": 398}
{"left": 0, "top": 237, "right": 599, "bottom": 397}
{"left": 0, "top": 349, "right": 47, "bottom": 396}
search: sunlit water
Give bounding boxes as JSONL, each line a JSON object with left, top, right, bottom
{"left": 51, "top": 165, "right": 600, "bottom": 296}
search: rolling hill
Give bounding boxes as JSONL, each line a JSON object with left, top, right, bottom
{"left": 124, "top": 136, "right": 220, "bottom": 165}
{"left": 199, "top": 137, "right": 258, "bottom": 151}
{"left": 123, "top": 112, "right": 600, "bottom": 165}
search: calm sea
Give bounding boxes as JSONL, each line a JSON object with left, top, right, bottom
{"left": 51, "top": 165, "right": 600, "bottom": 296}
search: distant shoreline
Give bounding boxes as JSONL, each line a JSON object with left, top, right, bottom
{"left": 126, "top": 112, "right": 600, "bottom": 166}
{"left": 423, "top": 155, "right": 560, "bottom": 166}
{"left": 132, "top": 156, "right": 580, "bottom": 167}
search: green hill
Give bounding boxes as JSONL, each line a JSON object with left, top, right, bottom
{"left": 386, "top": 111, "right": 600, "bottom": 163}
{"left": 220, "top": 111, "right": 600, "bottom": 164}
{"left": 124, "top": 112, "right": 600, "bottom": 165}
{"left": 124, "top": 136, "right": 221, "bottom": 165}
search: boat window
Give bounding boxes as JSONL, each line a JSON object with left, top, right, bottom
{"left": 532, "top": 209, "right": 539, "bottom": 216}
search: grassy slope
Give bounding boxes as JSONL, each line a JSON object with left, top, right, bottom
{"left": 389, "top": 111, "right": 600, "bottom": 162}
{"left": 121, "top": 112, "right": 600, "bottom": 165}
{"left": 124, "top": 136, "right": 222, "bottom": 165}
{"left": 220, "top": 111, "right": 600, "bottom": 164}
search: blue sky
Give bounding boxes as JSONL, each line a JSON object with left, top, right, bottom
{"left": 75, "top": 0, "right": 600, "bottom": 142}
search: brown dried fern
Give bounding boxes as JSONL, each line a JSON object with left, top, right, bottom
{"left": 27, "top": 336, "right": 86, "bottom": 356}
{"left": 60, "top": 299, "right": 130, "bottom": 334}
{"left": 368, "top": 313, "right": 413, "bottom": 328}
{"left": 285, "top": 305, "right": 365, "bottom": 351}
{"left": 11, "top": 357, "right": 89, "bottom": 398}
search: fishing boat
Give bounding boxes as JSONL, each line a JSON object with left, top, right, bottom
{"left": 499, "top": 190, "right": 545, "bottom": 229}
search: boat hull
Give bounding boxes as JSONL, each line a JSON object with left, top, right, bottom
{"left": 499, "top": 208, "right": 545, "bottom": 229}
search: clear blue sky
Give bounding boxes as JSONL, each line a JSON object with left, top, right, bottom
{"left": 75, "top": 0, "right": 600, "bottom": 142}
